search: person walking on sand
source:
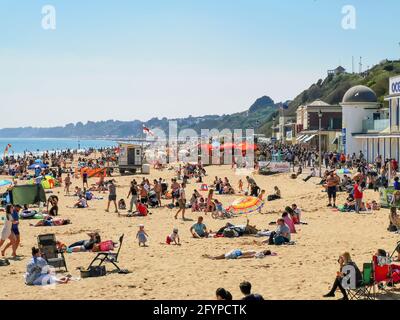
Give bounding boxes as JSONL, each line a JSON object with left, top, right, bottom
{"left": 1, "top": 204, "right": 22, "bottom": 258}
{"left": 64, "top": 173, "right": 72, "bottom": 196}
{"left": 175, "top": 183, "right": 186, "bottom": 220}
{"left": 0, "top": 205, "right": 16, "bottom": 257}
{"left": 106, "top": 180, "right": 119, "bottom": 214}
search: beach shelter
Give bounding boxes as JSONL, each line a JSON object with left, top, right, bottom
{"left": 0, "top": 180, "right": 12, "bottom": 187}
{"left": 41, "top": 176, "right": 56, "bottom": 189}
{"left": 227, "top": 196, "right": 264, "bottom": 215}
{"left": 34, "top": 159, "right": 43, "bottom": 164}
{"left": 8, "top": 184, "right": 46, "bottom": 206}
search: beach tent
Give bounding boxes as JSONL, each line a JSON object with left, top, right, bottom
{"left": 227, "top": 196, "right": 264, "bottom": 215}
{"left": 34, "top": 159, "right": 43, "bottom": 164}
{"left": 8, "top": 184, "right": 46, "bottom": 206}
{"left": 80, "top": 167, "right": 107, "bottom": 178}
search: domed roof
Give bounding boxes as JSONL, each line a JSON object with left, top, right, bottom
{"left": 342, "top": 85, "right": 377, "bottom": 104}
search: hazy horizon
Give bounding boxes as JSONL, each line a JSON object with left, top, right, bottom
{"left": 1, "top": 0, "right": 399, "bottom": 129}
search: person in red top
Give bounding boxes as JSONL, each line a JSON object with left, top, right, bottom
{"left": 353, "top": 178, "right": 363, "bottom": 214}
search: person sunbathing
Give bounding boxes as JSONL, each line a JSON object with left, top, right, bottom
{"left": 66, "top": 232, "right": 101, "bottom": 253}
{"left": 203, "top": 249, "right": 274, "bottom": 260}
{"left": 31, "top": 217, "right": 71, "bottom": 227}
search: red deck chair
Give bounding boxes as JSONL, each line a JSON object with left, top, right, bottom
{"left": 372, "top": 255, "right": 394, "bottom": 293}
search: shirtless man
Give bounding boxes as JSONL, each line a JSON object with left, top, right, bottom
{"left": 326, "top": 171, "right": 340, "bottom": 207}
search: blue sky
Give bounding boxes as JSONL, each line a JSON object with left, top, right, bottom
{"left": 0, "top": 0, "right": 399, "bottom": 128}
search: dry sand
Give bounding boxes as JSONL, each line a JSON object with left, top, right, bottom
{"left": 0, "top": 164, "right": 399, "bottom": 300}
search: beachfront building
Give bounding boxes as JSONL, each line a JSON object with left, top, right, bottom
{"left": 273, "top": 114, "right": 296, "bottom": 143}
{"left": 295, "top": 100, "right": 342, "bottom": 152}
{"left": 341, "top": 76, "right": 400, "bottom": 163}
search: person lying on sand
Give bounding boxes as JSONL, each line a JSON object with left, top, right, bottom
{"left": 66, "top": 232, "right": 101, "bottom": 253}
{"left": 30, "top": 217, "right": 71, "bottom": 227}
{"left": 203, "top": 249, "right": 275, "bottom": 260}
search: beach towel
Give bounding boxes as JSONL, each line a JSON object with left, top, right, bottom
{"left": 99, "top": 240, "right": 114, "bottom": 252}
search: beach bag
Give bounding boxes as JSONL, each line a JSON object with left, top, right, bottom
{"left": 81, "top": 266, "right": 106, "bottom": 278}
{"left": 200, "top": 184, "right": 208, "bottom": 191}
{"left": 99, "top": 240, "right": 114, "bottom": 252}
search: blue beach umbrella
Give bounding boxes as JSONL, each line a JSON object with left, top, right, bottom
{"left": 28, "top": 163, "right": 48, "bottom": 170}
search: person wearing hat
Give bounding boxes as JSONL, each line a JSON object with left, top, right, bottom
{"left": 1, "top": 204, "right": 21, "bottom": 258}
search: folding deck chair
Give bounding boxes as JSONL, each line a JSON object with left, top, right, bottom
{"left": 37, "top": 234, "right": 68, "bottom": 272}
{"left": 347, "top": 263, "right": 375, "bottom": 300}
{"left": 372, "top": 255, "right": 396, "bottom": 296}
{"left": 88, "top": 234, "right": 124, "bottom": 273}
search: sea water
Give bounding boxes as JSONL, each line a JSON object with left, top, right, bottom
{"left": 0, "top": 138, "right": 117, "bottom": 155}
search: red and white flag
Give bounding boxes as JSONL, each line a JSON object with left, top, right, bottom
{"left": 143, "top": 125, "right": 154, "bottom": 136}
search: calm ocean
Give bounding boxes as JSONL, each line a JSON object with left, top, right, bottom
{"left": 0, "top": 138, "right": 117, "bottom": 155}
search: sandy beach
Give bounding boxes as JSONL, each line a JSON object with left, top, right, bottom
{"left": 0, "top": 163, "right": 399, "bottom": 300}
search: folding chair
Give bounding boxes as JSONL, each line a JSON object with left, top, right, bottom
{"left": 88, "top": 234, "right": 124, "bottom": 272}
{"left": 347, "top": 263, "right": 375, "bottom": 300}
{"left": 372, "top": 255, "right": 394, "bottom": 295}
{"left": 37, "top": 234, "right": 68, "bottom": 272}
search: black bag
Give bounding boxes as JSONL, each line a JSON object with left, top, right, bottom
{"left": 81, "top": 266, "right": 106, "bottom": 278}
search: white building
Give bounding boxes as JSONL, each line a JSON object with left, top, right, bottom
{"left": 341, "top": 79, "right": 400, "bottom": 162}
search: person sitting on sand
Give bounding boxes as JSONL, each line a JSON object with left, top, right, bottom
{"left": 203, "top": 249, "right": 274, "bottom": 260}
{"left": 389, "top": 207, "right": 400, "bottom": 232}
{"left": 267, "top": 186, "right": 281, "bottom": 201}
{"left": 74, "top": 195, "right": 88, "bottom": 209}
{"left": 31, "top": 217, "right": 71, "bottom": 227}
{"left": 190, "top": 216, "right": 209, "bottom": 238}
{"left": 323, "top": 252, "right": 362, "bottom": 300}
{"left": 216, "top": 288, "right": 233, "bottom": 300}
{"left": 282, "top": 212, "right": 296, "bottom": 234}
{"left": 268, "top": 219, "right": 290, "bottom": 245}
{"left": 46, "top": 195, "right": 59, "bottom": 216}
{"left": 66, "top": 232, "right": 101, "bottom": 253}
{"left": 240, "top": 281, "right": 265, "bottom": 301}
{"left": 118, "top": 199, "right": 127, "bottom": 210}
{"left": 291, "top": 204, "right": 301, "bottom": 224}
{"left": 25, "top": 247, "right": 70, "bottom": 286}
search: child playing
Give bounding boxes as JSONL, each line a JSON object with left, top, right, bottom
{"left": 136, "top": 224, "right": 149, "bottom": 247}
{"left": 238, "top": 179, "right": 243, "bottom": 193}
{"left": 118, "top": 199, "right": 127, "bottom": 210}
{"left": 258, "top": 190, "right": 266, "bottom": 213}
{"left": 166, "top": 228, "right": 181, "bottom": 245}
{"left": 214, "top": 199, "right": 225, "bottom": 218}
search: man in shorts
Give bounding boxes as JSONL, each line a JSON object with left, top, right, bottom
{"left": 326, "top": 171, "right": 340, "bottom": 207}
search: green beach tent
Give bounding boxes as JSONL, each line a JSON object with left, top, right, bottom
{"left": 9, "top": 184, "right": 46, "bottom": 206}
